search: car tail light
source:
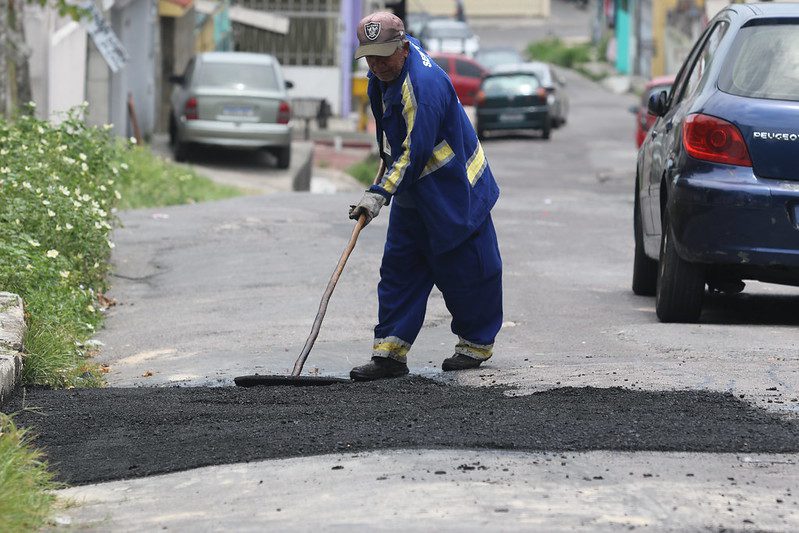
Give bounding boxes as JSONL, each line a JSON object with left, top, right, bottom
{"left": 682, "top": 113, "right": 751, "bottom": 167}
{"left": 184, "top": 97, "right": 198, "bottom": 121}
{"left": 277, "top": 101, "right": 291, "bottom": 124}
{"left": 535, "top": 87, "right": 547, "bottom": 98}
{"left": 476, "top": 90, "right": 486, "bottom": 106}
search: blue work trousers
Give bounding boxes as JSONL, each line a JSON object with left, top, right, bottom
{"left": 372, "top": 205, "right": 503, "bottom": 363}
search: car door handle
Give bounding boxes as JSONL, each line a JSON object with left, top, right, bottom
{"left": 650, "top": 130, "right": 658, "bottom": 139}
{"left": 665, "top": 121, "right": 673, "bottom": 133}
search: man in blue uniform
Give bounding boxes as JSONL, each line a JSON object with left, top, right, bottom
{"left": 349, "top": 12, "right": 503, "bottom": 381}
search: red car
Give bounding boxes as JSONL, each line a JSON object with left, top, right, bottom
{"left": 429, "top": 52, "right": 488, "bottom": 106}
{"left": 632, "top": 75, "right": 675, "bottom": 147}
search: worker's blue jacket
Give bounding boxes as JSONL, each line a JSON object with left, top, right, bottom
{"left": 367, "top": 37, "right": 500, "bottom": 254}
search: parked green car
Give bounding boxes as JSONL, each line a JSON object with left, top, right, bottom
{"left": 475, "top": 64, "right": 552, "bottom": 140}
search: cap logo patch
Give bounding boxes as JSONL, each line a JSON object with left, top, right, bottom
{"left": 365, "top": 22, "right": 381, "bottom": 41}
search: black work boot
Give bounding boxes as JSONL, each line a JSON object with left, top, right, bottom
{"left": 442, "top": 354, "right": 483, "bottom": 371}
{"left": 350, "top": 357, "right": 409, "bottom": 381}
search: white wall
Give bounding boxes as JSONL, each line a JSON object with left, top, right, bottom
{"left": 48, "top": 23, "right": 88, "bottom": 123}
{"left": 23, "top": 5, "right": 87, "bottom": 122}
{"left": 283, "top": 66, "right": 342, "bottom": 116}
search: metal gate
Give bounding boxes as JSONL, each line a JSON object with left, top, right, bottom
{"left": 233, "top": 0, "right": 340, "bottom": 66}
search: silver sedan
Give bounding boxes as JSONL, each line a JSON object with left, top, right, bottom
{"left": 169, "top": 52, "right": 293, "bottom": 168}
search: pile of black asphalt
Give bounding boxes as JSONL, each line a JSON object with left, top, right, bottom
{"left": 4, "top": 376, "right": 799, "bottom": 486}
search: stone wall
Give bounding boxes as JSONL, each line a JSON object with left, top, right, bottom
{"left": 0, "top": 292, "right": 24, "bottom": 404}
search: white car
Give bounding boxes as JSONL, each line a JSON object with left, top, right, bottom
{"left": 419, "top": 19, "right": 479, "bottom": 58}
{"left": 169, "top": 52, "right": 293, "bottom": 168}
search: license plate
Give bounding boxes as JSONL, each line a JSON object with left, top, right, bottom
{"left": 499, "top": 113, "right": 524, "bottom": 123}
{"left": 222, "top": 106, "right": 254, "bottom": 117}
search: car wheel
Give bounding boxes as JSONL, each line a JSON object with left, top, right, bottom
{"left": 632, "top": 185, "right": 657, "bottom": 296}
{"left": 655, "top": 213, "right": 705, "bottom": 322}
{"left": 169, "top": 116, "right": 189, "bottom": 162}
{"left": 276, "top": 146, "right": 291, "bottom": 169}
{"left": 541, "top": 116, "right": 552, "bottom": 140}
{"left": 476, "top": 122, "right": 485, "bottom": 141}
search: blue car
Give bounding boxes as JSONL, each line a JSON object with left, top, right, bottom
{"left": 634, "top": 4, "right": 799, "bottom": 322}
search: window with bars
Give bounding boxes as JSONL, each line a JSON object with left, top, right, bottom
{"left": 233, "top": 0, "right": 341, "bottom": 66}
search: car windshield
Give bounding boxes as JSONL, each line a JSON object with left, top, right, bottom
{"left": 482, "top": 74, "right": 540, "bottom": 95}
{"left": 196, "top": 62, "right": 279, "bottom": 91}
{"left": 424, "top": 22, "right": 472, "bottom": 39}
{"left": 718, "top": 24, "right": 799, "bottom": 102}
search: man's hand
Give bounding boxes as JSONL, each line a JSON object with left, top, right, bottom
{"left": 348, "top": 191, "right": 387, "bottom": 225}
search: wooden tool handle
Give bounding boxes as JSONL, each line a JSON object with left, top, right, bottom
{"left": 290, "top": 159, "right": 386, "bottom": 377}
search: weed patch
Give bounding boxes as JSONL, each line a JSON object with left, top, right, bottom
{"left": 0, "top": 414, "right": 57, "bottom": 532}
{"left": 346, "top": 153, "right": 382, "bottom": 187}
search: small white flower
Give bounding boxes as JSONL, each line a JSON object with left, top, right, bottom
{"left": 28, "top": 239, "right": 40, "bottom": 247}
{"left": 56, "top": 225, "right": 62, "bottom": 231}
{"left": 65, "top": 223, "right": 74, "bottom": 230}
{"left": 22, "top": 181, "right": 32, "bottom": 189}
{"left": 120, "top": 163, "right": 129, "bottom": 170}
{"left": 37, "top": 126, "right": 45, "bottom": 134}
{"left": 99, "top": 185, "right": 107, "bottom": 192}
{"left": 42, "top": 199, "right": 50, "bottom": 206}
{"left": 94, "top": 221, "right": 102, "bottom": 229}
{"left": 60, "top": 271, "right": 70, "bottom": 278}
{"left": 107, "top": 240, "right": 115, "bottom": 249}
{"left": 81, "top": 162, "right": 89, "bottom": 172}
{"left": 79, "top": 153, "right": 87, "bottom": 161}
{"left": 59, "top": 186, "right": 70, "bottom": 196}
{"left": 0, "top": 149, "right": 8, "bottom": 156}
{"left": 48, "top": 209, "right": 56, "bottom": 217}
{"left": 25, "top": 264, "right": 33, "bottom": 271}
{"left": 46, "top": 249, "right": 59, "bottom": 258}
{"left": 114, "top": 191, "right": 122, "bottom": 200}
{"left": 129, "top": 137, "right": 137, "bottom": 144}
{"left": 86, "top": 304, "right": 95, "bottom": 313}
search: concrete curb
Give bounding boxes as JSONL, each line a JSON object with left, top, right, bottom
{"left": 0, "top": 292, "right": 24, "bottom": 405}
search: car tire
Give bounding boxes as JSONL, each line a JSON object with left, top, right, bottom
{"left": 276, "top": 146, "right": 291, "bottom": 169}
{"left": 655, "top": 213, "right": 705, "bottom": 323}
{"left": 632, "top": 186, "right": 657, "bottom": 296}
{"left": 169, "top": 116, "right": 189, "bottom": 162}
{"left": 542, "top": 116, "right": 552, "bottom": 140}
{"left": 476, "top": 122, "right": 486, "bottom": 141}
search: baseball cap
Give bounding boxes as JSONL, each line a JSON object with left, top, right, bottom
{"left": 354, "top": 12, "right": 406, "bottom": 59}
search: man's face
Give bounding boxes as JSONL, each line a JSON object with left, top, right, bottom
{"left": 366, "top": 42, "right": 409, "bottom": 82}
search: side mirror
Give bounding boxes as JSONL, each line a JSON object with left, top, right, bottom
{"left": 169, "top": 74, "right": 185, "bottom": 85}
{"left": 285, "top": 80, "right": 294, "bottom": 89}
{"left": 647, "top": 90, "right": 668, "bottom": 117}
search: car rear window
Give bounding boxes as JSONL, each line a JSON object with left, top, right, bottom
{"left": 196, "top": 62, "right": 279, "bottom": 91}
{"left": 482, "top": 74, "right": 540, "bottom": 95}
{"left": 718, "top": 24, "right": 799, "bottom": 102}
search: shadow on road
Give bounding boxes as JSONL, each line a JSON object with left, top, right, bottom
{"left": 181, "top": 145, "right": 280, "bottom": 170}
{"left": 702, "top": 292, "right": 799, "bottom": 326}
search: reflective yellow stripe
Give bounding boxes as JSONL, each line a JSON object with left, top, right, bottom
{"left": 382, "top": 76, "right": 417, "bottom": 194}
{"left": 420, "top": 140, "right": 454, "bottom": 178}
{"left": 466, "top": 142, "right": 487, "bottom": 186}
{"left": 373, "top": 342, "right": 410, "bottom": 354}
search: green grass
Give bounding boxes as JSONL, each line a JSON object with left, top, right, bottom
{"left": 346, "top": 153, "right": 382, "bottom": 187}
{"left": 526, "top": 37, "right": 594, "bottom": 69}
{"left": 116, "top": 146, "right": 241, "bottom": 210}
{"left": 0, "top": 414, "right": 58, "bottom": 532}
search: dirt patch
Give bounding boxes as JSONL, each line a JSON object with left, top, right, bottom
{"left": 5, "top": 377, "right": 799, "bottom": 486}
